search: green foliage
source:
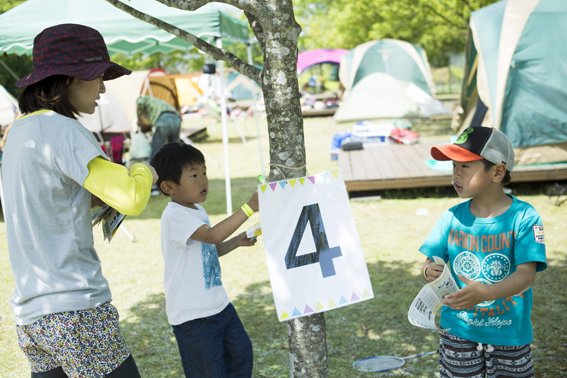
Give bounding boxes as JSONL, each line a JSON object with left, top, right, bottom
{"left": 0, "top": 53, "right": 32, "bottom": 97}
{"left": 294, "top": 0, "right": 499, "bottom": 67}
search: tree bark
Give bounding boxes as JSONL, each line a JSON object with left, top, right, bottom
{"left": 105, "top": 1, "right": 329, "bottom": 376}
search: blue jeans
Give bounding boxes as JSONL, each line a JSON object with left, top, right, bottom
{"left": 150, "top": 112, "right": 181, "bottom": 160}
{"left": 172, "top": 303, "right": 253, "bottom": 378}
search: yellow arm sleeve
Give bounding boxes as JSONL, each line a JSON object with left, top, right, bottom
{"left": 84, "top": 157, "right": 152, "bottom": 216}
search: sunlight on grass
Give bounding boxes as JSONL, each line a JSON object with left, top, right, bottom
{"left": 1, "top": 116, "right": 566, "bottom": 377}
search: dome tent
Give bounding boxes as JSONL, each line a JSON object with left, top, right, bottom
{"left": 334, "top": 39, "right": 448, "bottom": 122}
{"left": 454, "top": 0, "right": 567, "bottom": 165}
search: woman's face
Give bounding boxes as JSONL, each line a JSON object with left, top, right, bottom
{"left": 67, "top": 75, "right": 106, "bottom": 114}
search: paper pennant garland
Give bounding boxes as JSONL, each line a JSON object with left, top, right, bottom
{"left": 308, "top": 176, "right": 316, "bottom": 184}
{"left": 331, "top": 169, "right": 339, "bottom": 178}
{"left": 279, "top": 181, "right": 286, "bottom": 190}
{"left": 280, "top": 311, "right": 290, "bottom": 320}
{"left": 362, "top": 289, "right": 372, "bottom": 298}
{"left": 298, "top": 178, "right": 306, "bottom": 185}
{"left": 327, "top": 299, "right": 337, "bottom": 308}
{"left": 321, "top": 172, "right": 328, "bottom": 182}
{"left": 316, "top": 301, "right": 325, "bottom": 311}
{"left": 292, "top": 307, "right": 301, "bottom": 316}
{"left": 339, "top": 296, "right": 348, "bottom": 305}
{"left": 259, "top": 169, "right": 342, "bottom": 194}
{"left": 351, "top": 292, "right": 360, "bottom": 301}
{"left": 269, "top": 183, "right": 277, "bottom": 191}
{"left": 304, "top": 304, "right": 314, "bottom": 314}
{"left": 290, "top": 179, "right": 297, "bottom": 188}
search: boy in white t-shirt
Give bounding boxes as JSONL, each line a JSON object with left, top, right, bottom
{"left": 150, "top": 142, "right": 258, "bottom": 378}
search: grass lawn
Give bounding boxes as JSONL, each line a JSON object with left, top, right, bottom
{"left": 1, "top": 115, "right": 566, "bottom": 377}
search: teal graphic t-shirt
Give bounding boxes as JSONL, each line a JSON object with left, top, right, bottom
{"left": 420, "top": 195, "right": 547, "bottom": 345}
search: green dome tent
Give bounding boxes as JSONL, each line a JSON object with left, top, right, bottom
{"left": 334, "top": 39, "right": 448, "bottom": 123}
{"left": 454, "top": 0, "right": 567, "bottom": 165}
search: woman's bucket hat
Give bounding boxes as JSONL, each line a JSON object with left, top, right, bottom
{"left": 16, "top": 23, "right": 131, "bottom": 87}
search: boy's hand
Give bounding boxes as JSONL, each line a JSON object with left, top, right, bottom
{"left": 247, "top": 191, "right": 259, "bottom": 212}
{"left": 425, "top": 263, "right": 444, "bottom": 282}
{"left": 441, "top": 275, "right": 490, "bottom": 309}
{"left": 235, "top": 232, "right": 257, "bottom": 247}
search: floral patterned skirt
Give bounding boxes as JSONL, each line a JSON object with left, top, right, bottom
{"left": 16, "top": 302, "right": 131, "bottom": 378}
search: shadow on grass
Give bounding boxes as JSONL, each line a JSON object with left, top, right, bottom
{"left": 120, "top": 254, "right": 567, "bottom": 377}
{"left": 120, "top": 260, "right": 441, "bottom": 377}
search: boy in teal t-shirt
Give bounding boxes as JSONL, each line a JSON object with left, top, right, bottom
{"left": 420, "top": 127, "right": 546, "bottom": 378}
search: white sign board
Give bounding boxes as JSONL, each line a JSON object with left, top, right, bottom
{"left": 259, "top": 169, "right": 374, "bottom": 321}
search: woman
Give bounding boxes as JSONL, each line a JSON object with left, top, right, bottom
{"left": 3, "top": 24, "right": 157, "bottom": 377}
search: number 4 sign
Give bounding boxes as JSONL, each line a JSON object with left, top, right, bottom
{"left": 259, "top": 169, "right": 374, "bottom": 321}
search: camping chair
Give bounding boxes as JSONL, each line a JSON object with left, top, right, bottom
{"left": 203, "top": 100, "right": 247, "bottom": 145}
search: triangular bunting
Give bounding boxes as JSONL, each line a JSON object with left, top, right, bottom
{"left": 260, "top": 184, "right": 268, "bottom": 193}
{"left": 279, "top": 181, "right": 286, "bottom": 190}
{"left": 280, "top": 311, "right": 290, "bottom": 320}
{"left": 362, "top": 289, "right": 372, "bottom": 298}
{"left": 303, "top": 304, "right": 314, "bottom": 314}
{"left": 298, "top": 178, "right": 306, "bottom": 186}
{"left": 292, "top": 307, "right": 301, "bottom": 317}
{"left": 331, "top": 169, "right": 339, "bottom": 178}
{"left": 308, "top": 176, "right": 316, "bottom": 184}
{"left": 269, "top": 183, "right": 277, "bottom": 191}
{"left": 315, "top": 301, "right": 325, "bottom": 311}
{"left": 289, "top": 179, "right": 297, "bottom": 188}
{"left": 327, "top": 299, "right": 337, "bottom": 308}
{"left": 339, "top": 296, "right": 348, "bottom": 305}
{"left": 320, "top": 172, "right": 329, "bottom": 182}
{"left": 351, "top": 293, "right": 360, "bottom": 302}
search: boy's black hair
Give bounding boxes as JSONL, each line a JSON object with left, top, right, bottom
{"left": 150, "top": 142, "right": 205, "bottom": 196}
{"left": 482, "top": 159, "right": 511, "bottom": 185}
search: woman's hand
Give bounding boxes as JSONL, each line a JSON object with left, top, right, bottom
{"left": 91, "top": 195, "right": 106, "bottom": 209}
{"left": 142, "top": 161, "right": 158, "bottom": 185}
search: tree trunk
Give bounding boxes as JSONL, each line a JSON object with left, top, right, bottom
{"left": 260, "top": 5, "right": 329, "bottom": 378}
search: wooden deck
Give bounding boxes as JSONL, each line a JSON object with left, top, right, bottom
{"left": 339, "top": 141, "right": 567, "bottom": 192}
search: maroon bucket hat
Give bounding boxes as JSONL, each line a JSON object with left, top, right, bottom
{"left": 16, "top": 23, "right": 131, "bottom": 87}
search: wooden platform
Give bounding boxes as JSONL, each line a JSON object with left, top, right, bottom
{"left": 339, "top": 141, "right": 567, "bottom": 192}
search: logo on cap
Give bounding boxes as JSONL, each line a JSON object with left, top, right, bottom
{"left": 84, "top": 56, "right": 103, "bottom": 62}
{"left": 455, "top": 127, "right": 474, "bottom": 144}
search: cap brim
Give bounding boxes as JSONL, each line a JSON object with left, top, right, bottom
{"left": 16, "top": 62, "right": 131, "bottom": 87}
{"left": 431, "top": 144, "right": 483, "bottom": 162}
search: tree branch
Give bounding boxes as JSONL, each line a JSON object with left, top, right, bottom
{"left": 105, "top": 0, "right": 262, "bottom": 85}
{"left": 244, "top": 11, "right": 265, "bottom": 52}
{"left": 458, "top": 0, "right": 474, "bottom": 12}
{"left": 421, "top": 2, "right": 467, "bottom": 29}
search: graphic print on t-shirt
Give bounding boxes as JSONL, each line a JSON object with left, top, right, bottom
{"left": 201, "top": 220, "right": 222, "bottom": 290}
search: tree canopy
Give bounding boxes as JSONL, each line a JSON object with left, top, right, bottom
{"left": 294, "top": 0, "right": 498, "bottom": 66}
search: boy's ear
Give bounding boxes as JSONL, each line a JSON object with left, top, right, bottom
{"left": 492, "top": 163, "right": 507, "bottom": 183}
{"left": 160, "top": 180, "right": 175, "bottom": 195}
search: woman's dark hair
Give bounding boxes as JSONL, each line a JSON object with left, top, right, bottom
{"left": 150, "top": 142, "right": 206, "bottom": 196}
{"left": 18, "top": 75, "right": 78, "bottom": 119}
{"left": 482, "top": 159, "right": 511, "bottom": 185}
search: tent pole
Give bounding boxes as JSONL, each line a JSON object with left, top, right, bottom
{"left": 0, "top": 58, "right": 20, "bottom": 81}
{"left": 247, "top": 42, "right": 265, "bottom": 178}
{"left": 217, "top": 37, "right": 232, "bottom": 215}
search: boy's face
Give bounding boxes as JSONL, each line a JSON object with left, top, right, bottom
{"left": 452, "top": 160, "right": 495, "bottom": 199}
{"left": 168, "top": 162, "right": 208, "bottom": 208}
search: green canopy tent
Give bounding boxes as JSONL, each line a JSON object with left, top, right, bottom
{"left": 454, "top": 0, "right": 567, "bottom": 165}
{"left": 0, "top": 0, "right": 249, "bottom": 56}
{"left": 0, "top": 0, "right": 256, "bottom": 214}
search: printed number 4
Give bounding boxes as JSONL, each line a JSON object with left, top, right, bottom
{"left": 284, "top": 204, "right": 342, "bottom": 278}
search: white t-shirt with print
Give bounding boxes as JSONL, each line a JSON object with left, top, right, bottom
{"left": 161, "top": 202, "right": 229, "bottom": 325}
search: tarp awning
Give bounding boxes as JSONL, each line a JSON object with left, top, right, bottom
{"left": 0, "top": 0, "right": 250, "bottom": 57}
